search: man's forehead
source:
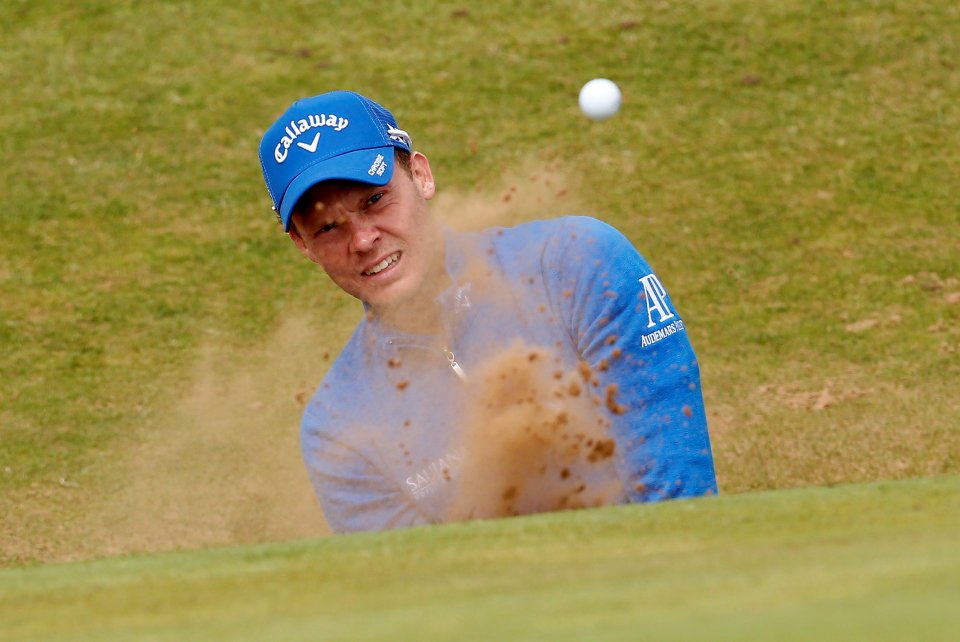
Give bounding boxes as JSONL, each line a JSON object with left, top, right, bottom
{"left": 296, "top": 179, "right": 381, "bottom": 214}
{"left": 306, "top": 178, "right": 378, "bottom": 200}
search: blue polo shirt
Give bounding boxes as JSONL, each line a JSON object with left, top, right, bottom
{"left": 301, "top": 216, "right": 717, "bottom": 532}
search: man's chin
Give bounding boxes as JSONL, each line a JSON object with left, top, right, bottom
{"left": 354, "top": 262, "right": 448, "bottom": 325}
{"left": 360, "top": 277, "right": 417, "bottom": 311}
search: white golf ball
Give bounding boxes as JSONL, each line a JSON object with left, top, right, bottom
{"left": 578, "top": 78, "right": 622, "bottom": 121}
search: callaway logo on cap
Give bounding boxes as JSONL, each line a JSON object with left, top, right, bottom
{"left": 258, "top": 90, "right": 413, "bottom": 231}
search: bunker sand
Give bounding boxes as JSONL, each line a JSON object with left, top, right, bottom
{"left": 445, "top": 343, "right": 623, "bottom": 521}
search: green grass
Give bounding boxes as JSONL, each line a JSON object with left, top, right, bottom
{"left": 1, "top": 0, "right": 958, "bottom": 565}
{"left": 2, "top": 476, "right": 957, "bottom": 641}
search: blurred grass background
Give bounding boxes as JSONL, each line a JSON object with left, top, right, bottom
{"left": 1, "top": 0, "right": 957, "bottom": 565}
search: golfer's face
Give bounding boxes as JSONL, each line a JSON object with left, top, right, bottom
{"left": 289, "top": 152, "right": 441, "bottom": 310}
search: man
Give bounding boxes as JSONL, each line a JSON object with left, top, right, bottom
{"left": 258, "top": 90, "right": 717, "bottom": 533}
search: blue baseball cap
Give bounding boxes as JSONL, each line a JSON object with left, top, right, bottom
{"left": 258, "top": 91, "right": 413, "bottom": 231}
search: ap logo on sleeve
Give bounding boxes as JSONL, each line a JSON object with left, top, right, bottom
{"left": 639, "top": 274, "right": 675, "bottom": 328}
{"left": 639, "top": 274, "right": 685, "bottom": 348}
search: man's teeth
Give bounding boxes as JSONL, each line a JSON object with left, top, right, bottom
{"left": 365, "top": 252, "right": 400, "bottom": 275}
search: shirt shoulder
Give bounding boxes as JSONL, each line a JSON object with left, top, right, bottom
{"left": 483, "top": 215, "right": 614, "bottom": 248}
{"left": 452, "top": 215, "right": 623, "bottom": 278}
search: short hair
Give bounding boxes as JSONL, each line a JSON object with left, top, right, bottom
{"left": 393, "top": 148, "right": 412, "bottom": 176}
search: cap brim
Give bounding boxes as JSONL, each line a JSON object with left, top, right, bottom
{"left": 278, "top": 146, "right": 396, "bottom": 232}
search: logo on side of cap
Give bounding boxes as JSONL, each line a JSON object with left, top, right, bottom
{"left": 368, "top": 154, "right": 387, "bottom": 177}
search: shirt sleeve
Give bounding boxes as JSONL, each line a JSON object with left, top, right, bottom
{"left": 301, "top": 409, "right": 430, "bottom": 533}
{"left": 541, "top": 216, "right": 718, "bottom": 501}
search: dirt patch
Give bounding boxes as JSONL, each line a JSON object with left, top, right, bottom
{"left": 756, "top": 381, "right": 870, "bottom": 412}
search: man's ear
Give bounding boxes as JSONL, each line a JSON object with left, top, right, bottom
{"left": 410, "top": 151, "right": 436, "bottom": 200}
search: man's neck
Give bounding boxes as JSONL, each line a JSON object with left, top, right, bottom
{"left": 368, "top": 268, "right": 452, "bottom": 336}
{"left": 372, "top": 299, "right": 443, "bottom": 336}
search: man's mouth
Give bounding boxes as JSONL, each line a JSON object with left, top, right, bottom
{"left": 363, "top": 251, "right": 401, "bottom": 276}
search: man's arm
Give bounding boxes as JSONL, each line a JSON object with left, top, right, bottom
{"left": 542, "top": 216, "right": 717, "bottom": 501}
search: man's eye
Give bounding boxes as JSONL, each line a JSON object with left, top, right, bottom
{"left": 367, "top": 193, "right": 384, "bottom": 206}
{"left": 316, "top": 222, "right": 337, "bottom": 235}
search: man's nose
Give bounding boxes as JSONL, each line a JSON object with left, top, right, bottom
{"left": 349, "top": 217, "right": 380, "bottom": 253}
